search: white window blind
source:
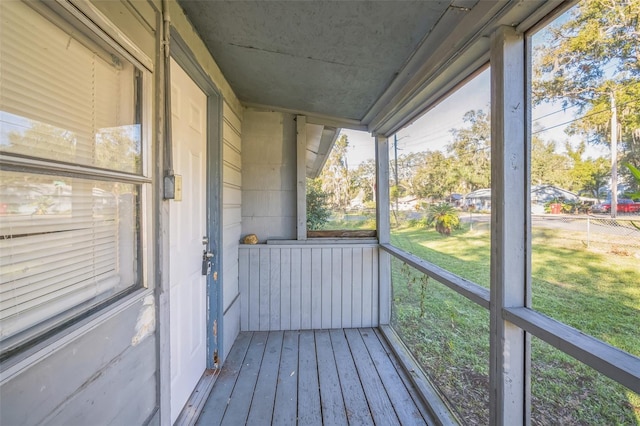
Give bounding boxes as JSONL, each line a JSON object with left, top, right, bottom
{"left": 0, "top": 0, "right": 141, "bottom": 175}
{"left": 0, "top": 1, "right": 143, "bottom": 355}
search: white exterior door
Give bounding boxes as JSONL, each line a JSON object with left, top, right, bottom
{"left": 169, "top": 58, "right": 208, "bottom": 423}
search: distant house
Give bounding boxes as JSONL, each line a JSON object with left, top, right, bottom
{"left": 465, "top": 185, "right": 579, "bottom": 213}
{"left": 397, "top": 195, "right": 419, "bottom": 211}
{"left": 465, "top": 188, "right": 492, "bottom": 211}
{"left": 531, "top": 184, "right": 579, "bottom": 204}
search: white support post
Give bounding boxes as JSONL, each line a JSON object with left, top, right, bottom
{"left": 297, "top": 115, "right": 307, "bottom": 240}
{"left": 376, "top": 134, "right": 391, "bottom": 324}
{"left": 489, "top": 26, "right": 529, "bottom": 426}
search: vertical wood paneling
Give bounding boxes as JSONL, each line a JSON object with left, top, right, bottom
{"left": 362, "top": 247, "right": 374, "bottom": 326}
{"left": 341, "top": 248, "right": 353, "bottom": 329}
{"left": 300, "top": 249, "right": 311, "bottom": 330}
{"left": 311, "top": 249, "right": 323, "bottom": 329}
{"left": 321, "top": 248, "right": 333, "bottom": 329}
{"left": 248, "top": 249, "right": 260, "bottom": 331}
{"left": 239, "top": 248, "right": 250, "bottom": 329}
{"left": 290, "top": 249, "right": 301, "bottom": 330}
{"left": 331, "top": 249, "right": 343, "bottom": 328}
{"left": 270, "top": 249, "right": 281, "bottom": 331}
{"left": 371, "top": 247, "right": 380, "bottom": 326}
{"left": 280, "top": 248, "right": 291, "bottom": 330}
{"left": 259, "top": 249, "right": 270, "bottom": 331}
{"left": 351, "top": 248, "right": 363, "bottom": 327}
{"left": 239, "top": 245, "right": 378, "bottom": 331}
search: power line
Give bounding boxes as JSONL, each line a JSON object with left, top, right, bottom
{"left": 531, "top": 63, "right": 628, "bottom": 121}
{"left": 532, "top": 103, "right": 582, "bottom": 121}
{"left": 532, "top": 98, "right": 639, "bottom": 135}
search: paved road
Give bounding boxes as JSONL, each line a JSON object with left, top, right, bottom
{"left": 402, "top": 211, "right": 640, "bottom": 240}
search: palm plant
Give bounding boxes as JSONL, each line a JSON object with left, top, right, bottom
{"left": 426, "top": 202, "right": 460, "bottom": 236}
{"left": 624, "top": 163, "right": 640, "bottom": 200}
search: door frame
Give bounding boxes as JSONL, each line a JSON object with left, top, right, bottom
{"left": 170, "top": 30, "right": 224, "bottom": 370}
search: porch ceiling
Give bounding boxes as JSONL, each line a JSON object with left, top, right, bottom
{"left": 176, "top": 0, "right": 561, "bottom": 135}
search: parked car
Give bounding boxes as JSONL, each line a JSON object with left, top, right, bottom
{"left": 591, "top": 198, "right": 640, "bottom": 214}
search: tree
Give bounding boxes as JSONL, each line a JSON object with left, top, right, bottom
{"left": 396, "top": 151, "right": 429, "bottom": 196}
{"left": 530, "top": 136, "right": 571, "bottom": 187}
{"left": 565, "top": 142, "right": 610, "bottom": 199}
{"left": 319, "top": 134, "right": 351, "bottom": 210}
{"left": 447, "top": 110, "right": 491, "bottom": 192}
{"left": 306, "top": 178, "right": 331, "bottom": 230}
{"left": 412, "top": 151, "right": 457, "bottom": 200}
{"left": 7, "top": 121, "right": 76, "bottom": 161}
{"left": 351, "top": 159, "right": 376, "bottom": 204}
{"left": 532, "top": 0, "right": 640, "bottom": 211}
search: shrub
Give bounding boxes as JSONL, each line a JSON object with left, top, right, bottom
{"left": 306, "top": 179, "right": 331, "bottom": 230}
{"left": 426, "top": 203, "right": 460, "bottom": 236}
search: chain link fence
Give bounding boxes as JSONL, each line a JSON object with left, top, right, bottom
{"left": 531, "top": 214, "right": 640, "bottom": 255}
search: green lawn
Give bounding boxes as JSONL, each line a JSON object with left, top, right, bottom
{"left": 390, "top": 223, "right": 640, "bottom": 425}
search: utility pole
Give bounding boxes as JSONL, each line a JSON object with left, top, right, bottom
{"left": 394, "top": 134, "right": 399, "bottom": 216}
{"left": 610, "top": 91, "right": 618, "bottom": 219}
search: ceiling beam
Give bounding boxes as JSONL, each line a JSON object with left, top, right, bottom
{"left": 243, "top": 102, "right": 368, "bottom": 132}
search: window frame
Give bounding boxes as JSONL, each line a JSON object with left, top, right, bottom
{"left": 296, "top": 116, "right": 378, "bottom": 241}
{"left": 0, "top": 0, "right": 154, "bottom": 362}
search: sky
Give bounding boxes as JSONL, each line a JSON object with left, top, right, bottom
{"left": 338, "top": 2, "right": 613, "bottom": 170}
{"left": 340, "top": 69, "right": 491, "bottom": 168}
{"left": 340, "top": 69, "right": 609, "bottom": 169}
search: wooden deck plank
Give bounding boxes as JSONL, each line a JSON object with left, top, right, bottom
{"left": 329, "top": 329, "right": 374, "bottom": 425}
{"left": 272, "top": 331, "right": 300, "bottom": 424}
{"left": 315, "top": 330, "right": 348, "bottom": 425}
{"left": 199, "top": 329, "right": 437, "bottom": 425}
{"left": 196, "top": 332, "right": 252, "bottom": 425}
{"left": 220, "top": 332, "right": 268, "bottom": 425}
{"left": 360, "top": 328, "right": 428, "bottom": 425}
{"left": 246, "top": 331, "right": 284, "bottom": 425}
{"left": 344, "top": 328, "right": 401, "bottom": 426}
{"left": 297, "top": 330, "right": 322, "bottom": 426}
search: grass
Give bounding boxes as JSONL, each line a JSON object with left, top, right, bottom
{"left": 390, "top": 222, "right": 640, "bottom": 425}
{"left": 321, "top": 211, "right": 377, "bottom": 230}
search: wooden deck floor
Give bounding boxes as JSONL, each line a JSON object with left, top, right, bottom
{"left": 196, "top": 328, "right": 436, "bottom": 425}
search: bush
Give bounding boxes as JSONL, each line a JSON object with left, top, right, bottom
{"left": 306, "top": 179, "right": 331, "bottom": 230}
{"left": 426, "top": 203, "right": 460, "bottom": 236}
